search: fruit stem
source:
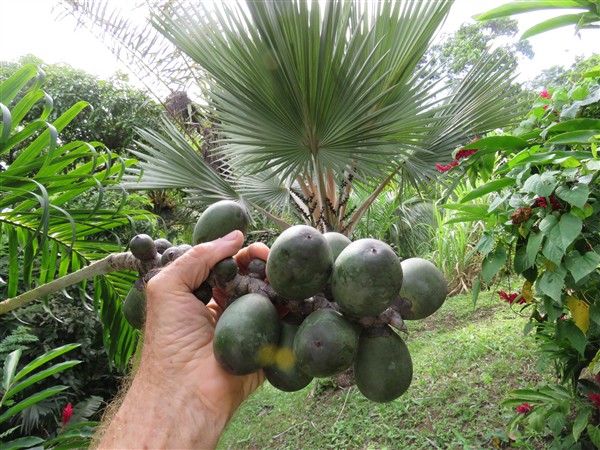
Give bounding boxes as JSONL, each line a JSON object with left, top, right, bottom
{"left": 0, "top": 252, "right": 143, "bottom": 315}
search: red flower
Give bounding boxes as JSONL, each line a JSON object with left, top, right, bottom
{"left": 498, "top": 290, "right": 526, "bottom": 305}
{"left": 436, "top": 161, "right": 458, "bottom": 173}
{"left": 540, "top": 89, "right": 551, "bottom": 99}
{"left": 533, "top": 195, "right": 562, "bottom": 211}
{"left": 455, "top": 149, "right": 478, "bottom": 160}
{"left": 588, "top": 393, "right": 600, "bottom": 408}
{"left": 62, "top": 402, "right": 73, "bottom": 428}
{"left": 516, "top": 402, "right": 534, "bottom": 414}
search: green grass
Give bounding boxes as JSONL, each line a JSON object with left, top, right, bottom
{"left": 218, "top": 291, "right": 551, "bottom": 449}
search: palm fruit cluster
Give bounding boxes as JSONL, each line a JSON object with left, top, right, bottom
{"left": 123, "top": 200, "right": 448, "bottom": 403}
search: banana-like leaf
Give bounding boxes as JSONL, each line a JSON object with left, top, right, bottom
{"left": 474, "top": 0, "right": 599, "bottom": 39}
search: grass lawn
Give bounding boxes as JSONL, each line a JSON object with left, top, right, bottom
{"left": 218, "top": 288, "right": 551, "bottom": 449}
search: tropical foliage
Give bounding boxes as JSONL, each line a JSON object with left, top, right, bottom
{"left": 58, "top": 0, "right": 525, "bottom": 242}
{"left": 475, "top": 0, "right": 600, "bottom": 40}
{"left": 425, "top": 17, "right": 534, "bottom": 80}
{"left": 445, "top": 61, "right": 600, "bottom": 446}
{"left": 0, "top": 63, "right": 156, "bottom": 369}
{"left": 0, "top": 55, "right": 162, "bottom": 154}
{"left": 0, "top": 343, "right": 98, "bottom": 449}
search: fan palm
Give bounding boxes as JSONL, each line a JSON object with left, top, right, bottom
{"left": 61, "top": 0, "right": 524, "bottom": 235}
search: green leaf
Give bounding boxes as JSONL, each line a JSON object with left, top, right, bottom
{"left": 482, "top": 247, "right": 507, "bottom": 285}
{"left": 471, "top": 275, "right": 482, "bottom": 305}
{"left": 12, "top": 343, "right": 80, "bottom": 384}
{"left": 2, "top": 349, "right": 21, "bottom": 392}
{"left": 573, "top": 408, "right": 591, "bottom": 442}
{"left": 546, "top": 130, "right": 600, "bottom": 144}
{"left": 565, "top": 250, "right": 600, "bottom": 283}
{"left": 542, "top": 239, "right": 564, "bottom": 266}
{"left": 0, "top": 435, "right": 45, "bottom": 450}
{"left": 474, "top": 233, "right": 495, "bottom": 256}
{"left": 0, "top": 63, "right": 41, "bottom": 105}
{"left": 508, "top": 388, "right": 556, "bottom": 402}
{"left": 548, "top": 411, "right": 566, "bottom": 437}
{"left": 521, "top": 14, "right": 592, "bottom": 40}
{"left": 460, "top": 178, "right": 515, "bottom": 203}
{"left": 555, "top": 183, "right": 589, "bottom": 209}
{"left": 4, "top": 360, "right": 81, "bottom": 400}
{"left": 526, "top": 231, "right": 544, "bottom": 265}
{"left": 546, "top": 119, "right": 600, "bottom": 133}
{"left": 514, "top": 246, "right": 533, "bottom": 274}
{"left": 570, "top": 85, "right": 590, "bottom": 101}
{"left": 0, "top": 385, "right": 69, "bottom": 424}
{"left": 556, "top": 213, "right": 583, "bottom": 251}
{"left": 522, "top": 173, "right": 558, "bottom": 197}
{"left": 558, "top": 320, "right": 588, "bottom": 356}
{"left": 459, "top": 135, "right": 529, "bottom": 151}
{"left": 474, "top": 1, "right": 591, "bottom": 21}
{"left": 539, "top": 215, "right": 558, "bottom": 235}
{"left": 588, "top": 424, "right": 600, "bottom": 448}
{"left": 537, "top": 267, "right": 566, "bottom": 302}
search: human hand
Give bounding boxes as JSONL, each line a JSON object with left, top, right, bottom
{"left": 98, "top": 230, "right": 270, "bottom": 449}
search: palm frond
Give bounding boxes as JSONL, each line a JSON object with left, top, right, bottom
{"left": 54, "top": 0, "right": 197, "bottom": 98}
{"left": 0, "top": 64, "right": 156, "bottom": 370}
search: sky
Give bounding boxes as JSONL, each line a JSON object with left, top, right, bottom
{"left": 0, "top": 0, "right": 598, "bottom": 88}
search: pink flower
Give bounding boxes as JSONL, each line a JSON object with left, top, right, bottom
{"left": 588, "top": 393, "right": 600, "bottom": 408}
{"left": 516, "top": 402, "right": 534, "bottom": 414}
{"left": 62, "top": 403, "right": 73, "bottom": 428}
{"left": 540, "top": 89, "right": 551, "bottom": 99}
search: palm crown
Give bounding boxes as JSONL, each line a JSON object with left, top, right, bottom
{"left": 67, "top": 0, "right": 525, "bottom": 234}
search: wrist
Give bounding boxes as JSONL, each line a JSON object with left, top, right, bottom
{"left": 98, "top": 367, "right": 228, "bottom": 449}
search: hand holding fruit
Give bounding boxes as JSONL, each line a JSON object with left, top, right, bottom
{"left": 98, "top": 231, "right": 267, "bottom": 449}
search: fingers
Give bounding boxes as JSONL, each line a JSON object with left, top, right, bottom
{"left": 235, "top": 242, "right": 270, "bottom": 274}
{"left": 148, "top": 230, "right": 244, "bottom": 296}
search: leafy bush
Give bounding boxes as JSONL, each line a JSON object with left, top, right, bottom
{"left": 447, "top": 62, "right": 600, "bottom": 446}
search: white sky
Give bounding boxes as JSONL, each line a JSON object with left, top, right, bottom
{"left": 0, "top": 0, "right": 598, "bottom": 87}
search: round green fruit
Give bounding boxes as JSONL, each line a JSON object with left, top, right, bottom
{"left": 293, "top": 309, "right": 359, "bottom": 378}
{"left": 213, "top": 257, "right": 239, "bottom": 282}
{"left": 123, "top": 285, "right": 146, "bottom": 330}
{"left": 129, "top": 234, "right": 157, "bottom": 261}
{"left": 248, "top": 258, "right": 266, "bottom": 280}
{"left": 154, "top": 238, "right": 173, "bottom": 254}
{"left": 160, "top": 246, "right": 182, "bottom": 266}
{"left": 266, "top": 225, "right": 333, "bottom": 300}
{"left": 323, "top": 232, "right": 352, "bottom": 262}
{"left": 213, "top": 294, "right": 280, "bottom": 375}
{"left": 397, "top": 258, "right": 447, "bottom": 320}
{"left": 192, "top": 200, "right": 249, "bottom": 245}
{"left": 265, "top": 321, "right": 313, "bottom": 392}
{"left": 193, "top": 281, "right": 213, "bottom": 304}
{"left": 354, "top": 325, "right": 413, "bottom": 403}
{"left": 331, "top": 238, "right": 402, "bottom": 318}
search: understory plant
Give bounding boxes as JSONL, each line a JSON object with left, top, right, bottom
{"left": 0, "top": 343, "right": 98, "bottom": 449}
{"left": 445, "top": 64, "right": 600, "bottom": 447}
